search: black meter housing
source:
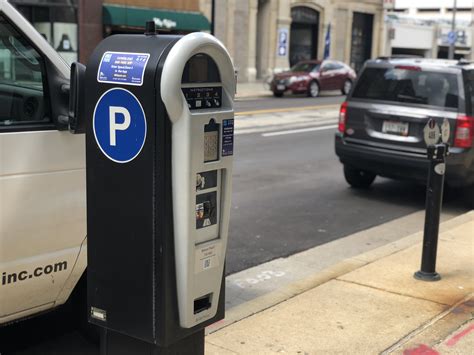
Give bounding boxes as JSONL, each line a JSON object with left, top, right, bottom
{"left": 84, "top": 33, "right": 226, "bottom": 350}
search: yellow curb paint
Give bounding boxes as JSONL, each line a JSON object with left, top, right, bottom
{"left": 235, "top": 104, "right": 340, "bottom": 116}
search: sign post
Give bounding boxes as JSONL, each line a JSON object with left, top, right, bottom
{"left": 414, "top": 119, "right": 450, "bottom": 282}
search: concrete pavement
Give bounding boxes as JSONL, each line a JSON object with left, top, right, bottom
{"left": 205, "top": 211, "right": 474, "bottom": 354}
{"left": 236, "top": 81, "right": 271, "bottom": 98}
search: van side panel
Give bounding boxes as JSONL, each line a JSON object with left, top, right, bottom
{"left": 0, "top": 130, "right": 86, "bottom": 321}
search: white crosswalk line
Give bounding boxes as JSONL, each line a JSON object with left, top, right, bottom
{"left": 235, "top": 108, "right": 338, "bottom": 136}
{"left": 262, "top": 124, "right": 338, "bottom": 137}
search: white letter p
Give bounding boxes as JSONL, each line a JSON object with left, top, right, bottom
{"left": 109, "top": 106, "right": 131, "bottom": 146}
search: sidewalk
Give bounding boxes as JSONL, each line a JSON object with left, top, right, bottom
{"left": 235, "top": 81, "right": 272, "bottom": 99}
{"left": 206, "top": 211, "right": 474, "bottom": 354}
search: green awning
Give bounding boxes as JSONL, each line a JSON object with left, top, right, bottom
{"left": 103, "top": 4, "right": 210, "bottom": 32}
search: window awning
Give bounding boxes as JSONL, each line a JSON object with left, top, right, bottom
{"left": 103, "top": 4, "right": 210, "bottom": 32}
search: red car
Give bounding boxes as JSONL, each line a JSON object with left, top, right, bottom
{"left": 271, "top": 60, "right": 356, "bottom": 98}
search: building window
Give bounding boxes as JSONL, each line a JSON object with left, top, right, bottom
{"left": 12, "top": 0, "right": 78, "bottom": 65}
{"left": 446, "top": 7, "right": 472, "bottom": 13}
{"left": 417, "top": 8, "right": 440, "bottom": 13}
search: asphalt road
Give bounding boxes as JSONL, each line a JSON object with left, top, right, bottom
{"left": 225, "top": 96, "right": 469, "bottom": 274}
{"left": 234, "top": 92, "right": 344, "bottom": 112}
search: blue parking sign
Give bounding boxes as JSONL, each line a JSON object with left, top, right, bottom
{"left": 93, "top": 88, "right": 147, "bottom": 163}
{"left": 447, "top": 31, "right": 457, "bottom": 45}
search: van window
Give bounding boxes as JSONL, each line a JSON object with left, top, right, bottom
{"left": 352, "top": 67, "right": 459, "bottom": 109}
{"left": 0, "top": 14, "right": 48, "bottom": 127}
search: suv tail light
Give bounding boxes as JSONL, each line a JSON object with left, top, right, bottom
{"left": 338, "top": 102, "right": 347, "bottom": 133}
{"left": 454, "top": 115, "right": 474, "bottom": 148}
{"left": 395, "top": 65, "right": 421, "bottom": 71}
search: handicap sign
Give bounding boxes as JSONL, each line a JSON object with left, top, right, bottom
{"left": 93, "top": 88, "right": 147, "bottom": 163}
{"left": 441, "top": 118, "right": 450, "bottom": 144}
{"left": 423, "top": 119, "right": 440, "bottom": 146}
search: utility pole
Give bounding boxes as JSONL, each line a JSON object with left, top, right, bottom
{"left": 448, "top": 0, "right": 457, "bottom": 59}
{"left": 211, "top": 0, "right": 215, "bottom": 35}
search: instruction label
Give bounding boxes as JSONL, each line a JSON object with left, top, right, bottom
{"left": 195, "top": 244, "right": 220, "bottom": 273}
{"left": 97, "top": 52, "right": 150, "bottom": 86}
{"left": 222, "top": 119, "right": 234, "bottom": 156}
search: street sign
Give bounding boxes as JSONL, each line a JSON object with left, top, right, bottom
{"left": 447, "top": 31, "right": 457, "bottom": 45}
{"left": 277, "top": 28, "right": 288, "bottom": 56}
{"left": 441, "top": 118, "right": 450, "bottom": 144}
{"left": 423, "top": 119, "right": 440, "bottom": 146}
{"left": 93, "top": 87, "right": 147, "bottom": 163}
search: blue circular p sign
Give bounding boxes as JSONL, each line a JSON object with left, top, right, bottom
{"left": 93, "top": 88, "right": 147, "bottom": 163}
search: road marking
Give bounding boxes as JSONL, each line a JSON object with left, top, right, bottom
{"left": 236, "top": 104, "right": 340, "bottom": 116}
{"left": 445, "top": 324, "right": 474, "bottom": 347}
{"left": 236, "top": 119, "right": 338, "bottom": 136}
{"left": 262, "top": 124, "right": 338, "bottom": 137}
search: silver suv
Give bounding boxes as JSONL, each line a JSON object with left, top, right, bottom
{"left": 335, "top": 58, "right": 474, "bottom": 206}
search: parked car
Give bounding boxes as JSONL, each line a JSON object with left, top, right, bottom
{"left": 270, "top": 60, "right": 356, "bottom": 98}
{"left": 335, "top": 57, "right": 474, "bottom": 207}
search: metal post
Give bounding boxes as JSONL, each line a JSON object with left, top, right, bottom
{"left": 448, "top": 0, "right": 457, "bottom": 59}
{"left": 414, "top": 144, "right": 448, "bottom": 282}
{"left": 211, "top": 0, "right": 215, "bottom": 35}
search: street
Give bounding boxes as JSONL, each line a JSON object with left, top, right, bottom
{"left": 227, "top": 95, "right": 469, "bottom": 274}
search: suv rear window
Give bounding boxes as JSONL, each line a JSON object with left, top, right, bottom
{"left": 352, "top": 67, "right": 459, "bottom": 109}
{"left": 465, "top": 70, "right": 474, "bottom": 115}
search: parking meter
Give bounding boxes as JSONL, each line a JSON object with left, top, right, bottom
{"left": 83, "top": 29, "right": 235, "bottom": 351}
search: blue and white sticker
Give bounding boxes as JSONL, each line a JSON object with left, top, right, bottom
{"left": 93, "top": 88, "right": 147, "bottom": 163}
{"left": 222, "top": 119, "right": 234, "bottom": 156}
{"left": 97, "top": 51, "right": 150, "bottom": 86}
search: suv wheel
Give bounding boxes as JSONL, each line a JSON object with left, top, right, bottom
{"left": 343, "top": 165, "right": 376, "bottom": 188}
{"left": 342, "top": 79, "right": 352, "bottom": 95}
{"left": 307, "top": 81, "right": 320, "bottom": 97}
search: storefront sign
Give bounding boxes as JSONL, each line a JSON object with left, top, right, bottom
{"left": 153, "top": 17, "right": 177, "bottom": 29}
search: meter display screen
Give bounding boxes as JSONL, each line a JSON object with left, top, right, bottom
{"left": 204, "top": 131, "right": 219, "bottom": 162}
{"left": 182, "top": 87, "right": 222, "bottom": 110}
{"left": 182, "top": 53, "right": 220, "bottom": 83}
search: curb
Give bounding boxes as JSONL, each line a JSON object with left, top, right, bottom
{"left": 206, "top": 211, "right": 474, "bottom": 335}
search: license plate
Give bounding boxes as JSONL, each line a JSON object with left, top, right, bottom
{"left": 382, "top": 120, "right": 409, "bottom": 136}
{"left": 277, "top": 84, "right": 285, "bottom": 91}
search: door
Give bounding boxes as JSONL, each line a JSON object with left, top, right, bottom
{"left": 319, "top": 61, "right": 338, "bottom": 90}
{"left": 350, "top": 12, "right": 373, "bottom": 73}
{"left": 0, "top": 5, "right": 86, "bottom": 323}
{"left": 290, "top": 7, "right": 319, "bottom": 67}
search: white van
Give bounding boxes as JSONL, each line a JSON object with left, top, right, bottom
{"left": 0, "top": 0, "right": 87, "bottom": 327}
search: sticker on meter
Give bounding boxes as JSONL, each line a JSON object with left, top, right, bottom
{"left": 93, "top": 88, "right": 147, "bottom": 163}
{"left": 97, "top": 51, "right": 150, "bottom": 86}
{"left": 222, "top": 119, "right": 234, "bottom": 156}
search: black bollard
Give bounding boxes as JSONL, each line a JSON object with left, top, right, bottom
{"left": 414, "top": 143, "right": 448, "bottom": 282}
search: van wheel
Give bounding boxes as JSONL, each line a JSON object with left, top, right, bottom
{"left": 344, "top": 165, "right": 376, "bottom": 188}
